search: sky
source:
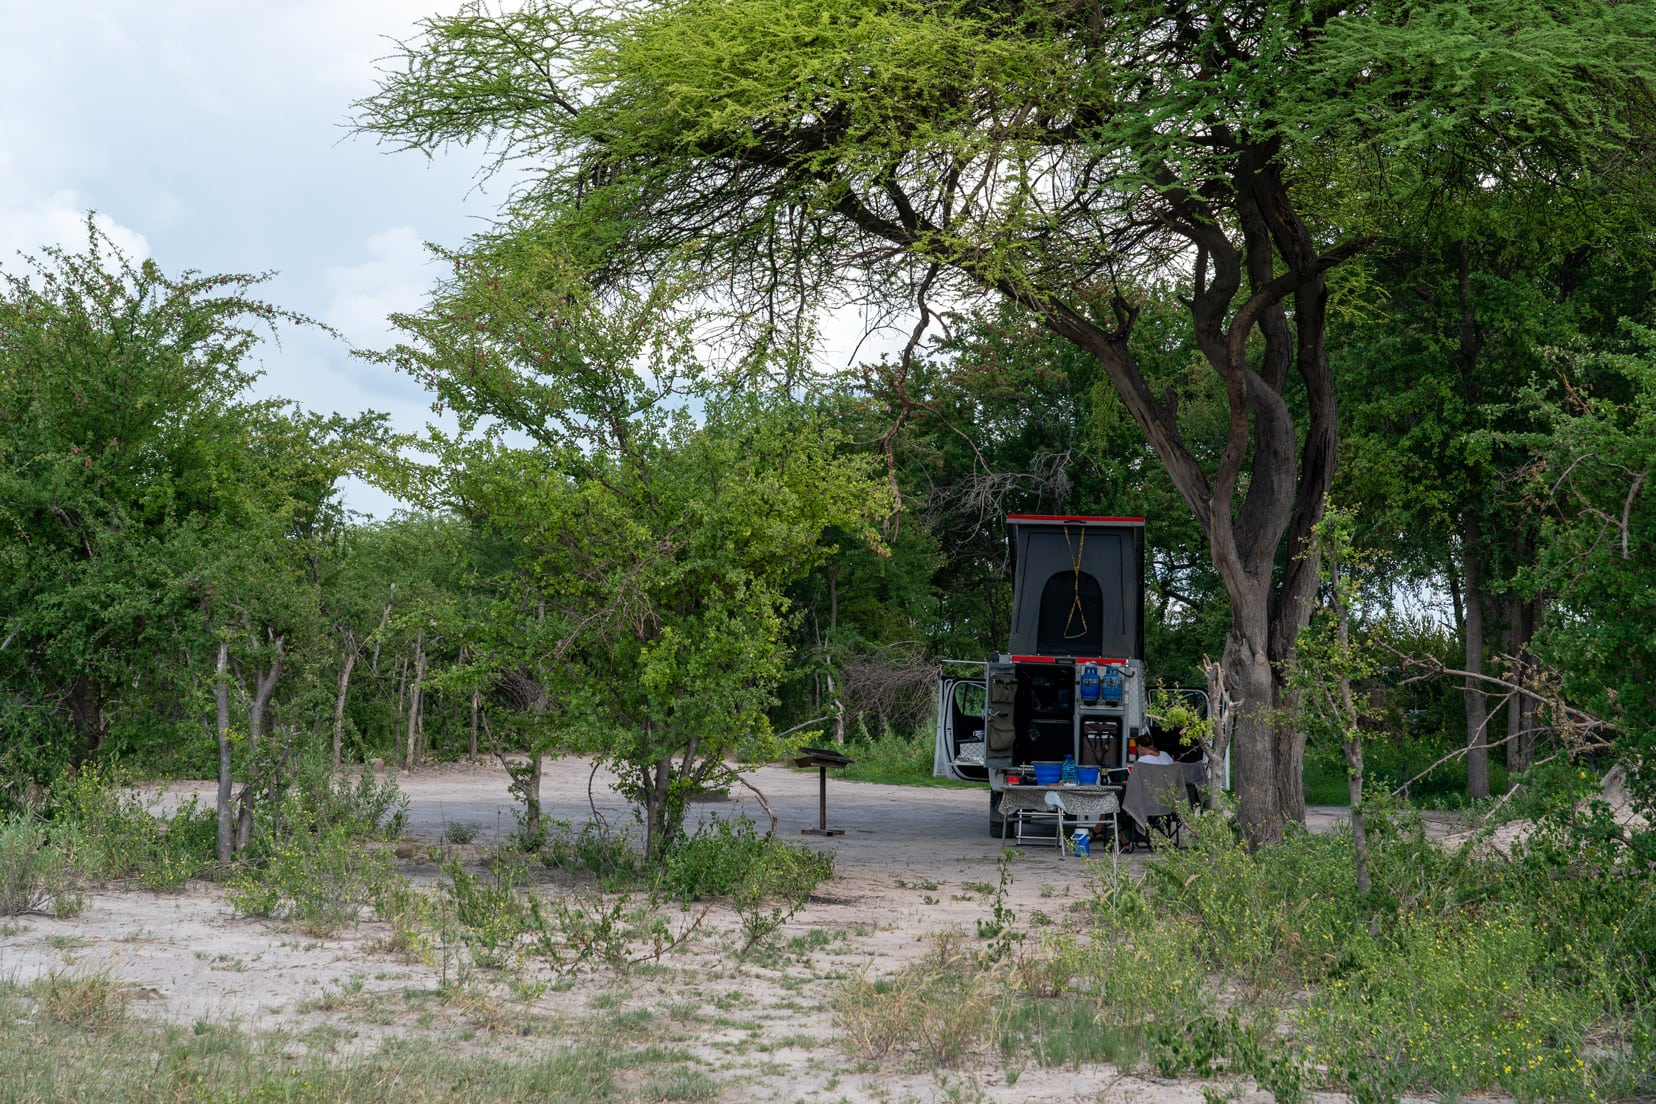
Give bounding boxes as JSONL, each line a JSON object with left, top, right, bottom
{"left": 0, "top": 2, "right": 560, "bottom": 517}
{"left": 2, "top": 2, "right": 909, "bottom": 518}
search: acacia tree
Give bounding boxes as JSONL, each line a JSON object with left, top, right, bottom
{"left": 359, "top": 0, "right": 1656, "bottom": 840}
{"left": 378, "top": 244, "right": 888, "bottom": 860}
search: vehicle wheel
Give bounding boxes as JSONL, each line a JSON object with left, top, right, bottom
{"left": 989, "top": 790, "right": 1007, "bottom": 839}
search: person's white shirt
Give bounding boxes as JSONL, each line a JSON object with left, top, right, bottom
{"left": 1137, "top": 748, "right": 1175, "bottom": 765}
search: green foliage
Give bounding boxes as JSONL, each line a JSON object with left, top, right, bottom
{"left": 375, "top": 234, "right": 889, "bottom": 862}
{"left": 1527, "top": 324, "right": 1656, "bottom": 833}
{"left": 1303, "top": 910, "right": 1603, "bottom": 1102}
{"left": 0, "top": 816, "right": 80, "bottom": 917}
{"left": 44, "top": 766, "right": 216, "bottom": 889}
{"left": 0, "top": 221, "right": 376, "bottom": 787}
{"left": 225, "top": 774, "right": 405, "bottom": 936}
{"left": 659, "top": 814, "right": 831, "bottom": 905}
{"left": 1076, "top": 800, "right": 1651, "bottom": 1100}
{"left": 834, "top": 724, "right": 951, "bottom": 787}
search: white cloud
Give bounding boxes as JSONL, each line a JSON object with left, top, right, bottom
{"left": 321, "top": 225, "right": 435, "bottom": 349}
{"left": 0, "top": 182, "right": 151, "bottom": 268}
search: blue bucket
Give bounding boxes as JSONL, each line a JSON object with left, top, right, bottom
{"left": 1032, "top": 761, "right": 1062, "bottom": 785}
{"left": 1076, "top": 765, "right": 1101, "bottom": 786}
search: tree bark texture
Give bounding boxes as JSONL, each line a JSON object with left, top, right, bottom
{"left": 332, "top": 645, "right": 357, "bottom": 775}
{"left": 214, "top": 641, "right": 233, "bottom": 871}
{"left": 406, "top": 629, "right": 426, "bottom": 768}
{"left": 1463, "top": 522, "right": 1491, "bottom": 800}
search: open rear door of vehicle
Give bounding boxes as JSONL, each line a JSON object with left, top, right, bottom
{"left": 932, "top": 676, "right": 988, "bottom": 782}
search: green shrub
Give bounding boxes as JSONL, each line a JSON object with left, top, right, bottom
{"left": 538, "top": 821, "right": 645, "bottom": 890}
{"left": 226, "top": 786, "right": 399, "bottom": 937}
{"left": 659, "top": 815, "right": 830, "bottom": 902}
{"left": 1302, "top": 908, "right": 1601, "bottom": 1102}
{"left": 45, "top": 766, "right": 214, "bottom": 889}
{"left": 0, "top": 816, "right": 79, "bottom": 916}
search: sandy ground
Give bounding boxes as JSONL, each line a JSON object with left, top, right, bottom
{"left": 1, "top": 759, "right": 1390, "bottom": 1103}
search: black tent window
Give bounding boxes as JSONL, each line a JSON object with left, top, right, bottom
{"left": 1037, "top": 571, "right": 1103, "bottom": 655}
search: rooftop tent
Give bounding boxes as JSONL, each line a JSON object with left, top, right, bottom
{"left": 1007, "top": 516, "right": 1144, "bottom": 659}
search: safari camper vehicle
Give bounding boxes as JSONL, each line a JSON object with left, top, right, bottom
{"left": 933, "top": 514, "right": 1172, "bottom": 837}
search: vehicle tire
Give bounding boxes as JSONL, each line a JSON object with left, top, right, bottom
{"left": 989, "top": 789, "right": 1007, "bottom": 839}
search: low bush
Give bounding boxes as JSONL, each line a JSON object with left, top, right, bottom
{"left": 226, "top": 784, "right": 401, "bottom": 937}
{"left": 45, "top": 766, "right": 215, "bottom": 889}
{"left": 659, "top": 815, "right": 831, "bottom": 902}
{"left": 0, "top": 816, "right": 81, "bottom": 917}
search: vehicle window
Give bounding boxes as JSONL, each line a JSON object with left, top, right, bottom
{"left": 952, "top": 682, "right": 986, "bottom": 717}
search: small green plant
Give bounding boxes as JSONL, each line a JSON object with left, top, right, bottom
{"left": 975, "top": 852, "right": 1022, "bottom": 964}
{"left": 444, "top": 821, "right": 481, "bottom": 845}
{"left": 0, "top": 816, "right": 78, "bottom": 916}
{"left": 29, "top": 968, "right": 130, "bottom": 1031}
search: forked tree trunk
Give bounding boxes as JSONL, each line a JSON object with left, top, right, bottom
{"left": 236, "top": 637, "right": 284, "bottom": 852}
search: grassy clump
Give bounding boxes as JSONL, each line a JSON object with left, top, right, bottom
{"left": 837, "top": 932, "right": 1007, "bottom": 1069}
{"left": 28, "top": 968, "right": 130, "bottom": 1030}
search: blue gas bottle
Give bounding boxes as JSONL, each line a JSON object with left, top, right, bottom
{"left": 1060, "top": 754, "right": 1078, "bottom": 784}
{"left": 1101, "top": 665, "right": 1124, "bottom": 705}
{"left": 1078, "top": 663, "right": 1102, "bottom": 704}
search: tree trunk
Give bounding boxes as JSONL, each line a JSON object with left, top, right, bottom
{"left": 470, "top": 689, "right": 479, "bottom": 758}
{"left": 1463, "top": 522, "right": 1490, "bottom": 800}
{"left": 645, "top": 754, "right": 674, "bottom": 864}
{"left": 1506, "top": 593, "right": 1538, "bottom": 774}
{"left": 1224, "top": 596, "right": 1282, "bottom": 842}
{"left": 214, "top": 641, "right": 234, "bottom": 872}
{"left": 827, "top": 562, "right": 844, "bottom": 744}
{"left": 370, "top": 586, "right": 393, "bottom": 676}
{"left": 236, "top": 636, "right": 284, "bottom": 852}
{"left": 332, "top": 645, "right": 357, "bottom": 776}
{"left": 406, "top": 629, "right": 426, "bottom": 768}
{"left": 394, "top": 656, "right": 409, "bottom": 765}
{"left": 66, "top": 676, "right": 106, "bottom": 766}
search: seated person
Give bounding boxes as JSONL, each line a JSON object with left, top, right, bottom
{"left": 1136, "top": 741, "right": 1175, "bottom": 765}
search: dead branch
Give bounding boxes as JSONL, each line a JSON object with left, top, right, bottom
{"left": 731, "top": 773, "right": 779, "bottom": 836}
{"left": 1382, "top": 647, "right": 1614, "bottom": 798}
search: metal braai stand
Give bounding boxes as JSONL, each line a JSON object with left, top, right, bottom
{"left": 794, "top": 747, "right": 855, "bottom": 836}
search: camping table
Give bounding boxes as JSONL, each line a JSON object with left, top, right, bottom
{"left": 998, "top": 784, "right": 1123, "bottom": 855}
